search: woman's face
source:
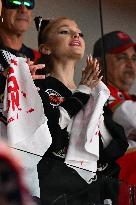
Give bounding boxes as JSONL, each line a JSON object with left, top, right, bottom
{"left": 46, "top": 18, "right": 85, "bottom": 61}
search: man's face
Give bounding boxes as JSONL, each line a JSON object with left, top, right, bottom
{"left": 1, "top": 5, "right": 32, "bottom": 34}
{"left": 106, "top": 47, "right": 136, "bottom": 92}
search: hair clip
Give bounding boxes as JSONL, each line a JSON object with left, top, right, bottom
{"left": 34, "top": 16, "right": 42, "bottom": 31}
{"left": 34, "top": 16, "right": 50, "bottom": 32}
{"left": 34, "top": 16, "right": 50, "bottom": 46}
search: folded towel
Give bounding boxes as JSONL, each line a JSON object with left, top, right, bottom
{"left": 65, "top": 81, "right": 110, "bottom": 183}
{"left": 2, "top": 50, "right": 52, "bottom": 158}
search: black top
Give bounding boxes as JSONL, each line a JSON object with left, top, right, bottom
{"left": 35, "top": 76, "right": 90, "bottom": 154}
{"left": 35, "top": 77, "right": 128, "bottom": 177}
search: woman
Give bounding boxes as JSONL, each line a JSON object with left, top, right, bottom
{"left": 35, "top": 17, "right": 128, "bottom": 205}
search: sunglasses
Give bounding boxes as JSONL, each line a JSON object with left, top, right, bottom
{"left": 2, "top": 0, "right": 35, "bottom": 10}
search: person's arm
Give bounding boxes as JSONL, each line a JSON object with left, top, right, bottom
{"left": 60, "top": 87, "right": 90, "bottom": 118}
{"left": 107, "top": 86, "right": 136, "bottom": 140}
{"left": 59, "top": 84, "right": 93, "bottom": 129}
{"left": 99, "top": 106, "right": 128, "bottom": 164}
{"left": 59, "top": 55, "right": 102, "bottom": 129}
{"left": 112, "top": 100, "right": 136, "bottom": 139}
{"left": 26, "top": 59, "right": 46, "bottom": 80}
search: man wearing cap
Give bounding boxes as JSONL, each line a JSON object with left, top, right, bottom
{"left": 93, "top": 31, "right": 136, "bottom": 186}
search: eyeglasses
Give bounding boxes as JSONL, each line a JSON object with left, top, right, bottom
{"left": 2, "top": 0, "right": 35, "bottom": 10}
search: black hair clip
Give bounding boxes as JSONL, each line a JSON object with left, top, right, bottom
{"left": 34, "top": 16, "right": 50, "bottom": 46}
{"left": 34, "top": 16, "right": 43, "bottom": 32}
{"left": 34, "top": 16, "right": 50, "bottom": 32}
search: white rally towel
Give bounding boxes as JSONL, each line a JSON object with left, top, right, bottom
{"left": 2, "top": 50, "right": 52, "bottom": 157}
{"left": 65, "top": 81, "right": 110, "bottom": 183}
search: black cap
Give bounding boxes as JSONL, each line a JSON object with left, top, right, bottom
{"left": 93, "top": 31, "right": 136, "bottom": 58}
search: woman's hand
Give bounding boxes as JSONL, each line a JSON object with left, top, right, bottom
{"left": 27, "top": 59, "right": 46, "bottom": 80}
{"left": 80, "top": 55, "right": 102, "bottom": 89}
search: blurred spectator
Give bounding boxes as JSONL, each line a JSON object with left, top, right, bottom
{"left": 0, "top": 140, "right": 36, "bottom": 205}
{"left": 0, "top": 0, "right": 45, "bottom": 201}
{"left": 93, "top": 30, "right": 136, "bottom": 187}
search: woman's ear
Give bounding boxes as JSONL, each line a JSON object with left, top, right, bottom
{"left": 39, "top": 44, "right": 51, "bottom": 55}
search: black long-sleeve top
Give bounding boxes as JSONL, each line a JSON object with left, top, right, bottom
{"left": 35, "top": 76, "right": 128, "bottom": 176}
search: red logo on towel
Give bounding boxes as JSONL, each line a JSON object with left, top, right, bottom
{"left": 7, "top": 69, "right": 19, "bottom": 111}
{"left": 5, "top": 58, "right": 35, "bottom": 124}
{"left": 7, "top": 66, "right": 20, "bottom": 112}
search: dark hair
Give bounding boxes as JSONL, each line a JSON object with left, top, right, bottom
{"left": 34, "top": 16, "right": 51, "bottom": 73}
{"left": 34, "top": 16, "right": 50, "bottom": 46}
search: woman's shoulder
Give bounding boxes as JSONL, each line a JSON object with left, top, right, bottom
{"left": 35, "top": 76, "right": 72, "bottom": 96}
{"left": 34, "top": 76, "right": 53, "bottom": 90}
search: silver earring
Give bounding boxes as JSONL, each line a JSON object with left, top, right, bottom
{"left": 0, "top": 16, "right": 3, "bottom": 23}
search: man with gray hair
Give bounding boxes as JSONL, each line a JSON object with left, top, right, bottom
{"left": 93, "top": 30, "right": 136, "bottom": 186}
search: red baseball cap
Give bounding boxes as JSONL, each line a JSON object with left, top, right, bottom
{"left": 93, "top": 31, "right": 136, "bottom": 58}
